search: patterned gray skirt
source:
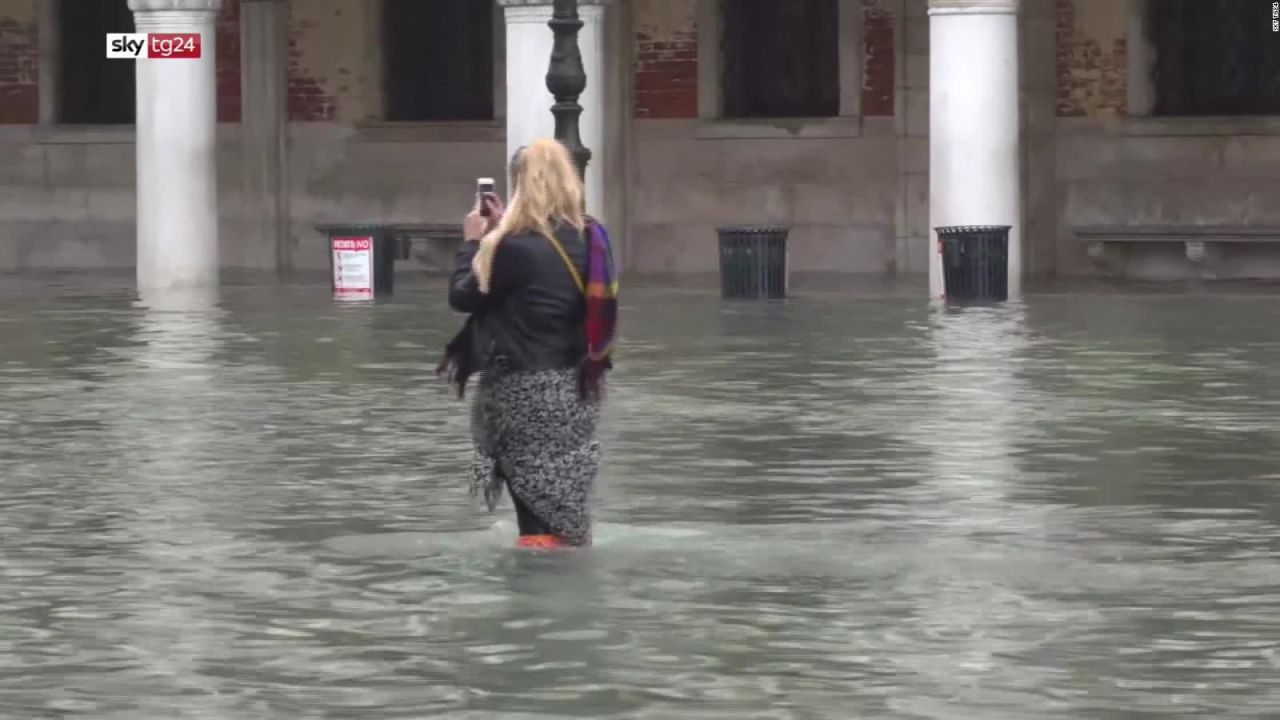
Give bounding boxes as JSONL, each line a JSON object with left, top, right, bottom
{"left": 469, "top": 367, "right": 602, "bottom": 546}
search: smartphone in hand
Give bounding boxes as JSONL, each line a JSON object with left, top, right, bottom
{"left": 477, "top": 177, "right": 495, "bottom": 217}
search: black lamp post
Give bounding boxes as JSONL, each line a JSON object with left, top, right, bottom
{"left": 546, "top": 0, "right": 591, "bottom": 181}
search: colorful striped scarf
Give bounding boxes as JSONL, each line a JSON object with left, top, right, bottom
{"left": 439, "top": 218, "right": 617, "bottom": 401}
{"left": 581, "top": 218, "right": 618, "bottom": 399}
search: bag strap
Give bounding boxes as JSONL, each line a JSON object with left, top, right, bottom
{"left": 539, "top": 229, "right": 586, "bottom": 295}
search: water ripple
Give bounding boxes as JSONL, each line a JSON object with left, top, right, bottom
{"left": 0, "top": 279, "right": 1279, "bottom": 717}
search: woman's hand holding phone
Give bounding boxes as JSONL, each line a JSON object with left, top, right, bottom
{"left": 463, "top": 192, "right": 504, "bottom": 242}
{"left": 481, "top": 192, "right": 504, "bottom": 222}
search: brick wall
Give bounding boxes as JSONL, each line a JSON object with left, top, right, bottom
{"left": 1055, "top": 0, "right": 1126, "bottom": 117}
{"left": 216, "top": 0, "right": 241, "bottom": 123}
{"left": 632, "top": 0, "right": 898, "bottom": 120}
{"left": 861, "top": 0, "right": 894, "bottom": 116}
{"left": 0, "top": 7, "right": 38, "bottom": 124}
{"left": 287, "top": 38, "right": 336, "bottom": 121}
{"left": 633, "top": 0, "right": 698, "bottom": 119}
{"left": 286, "top": 0, "right": 343, "bottom": 122}
{"left": 0, "top": 1, "right": 240, "bottom": 125}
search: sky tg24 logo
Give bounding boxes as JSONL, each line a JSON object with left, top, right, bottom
{"left": 106, "top": 33, "right": 201, "bottom": 59}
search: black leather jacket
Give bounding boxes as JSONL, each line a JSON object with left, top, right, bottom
{"left": 448, "top": 223, "right": 588, "bottom": 373}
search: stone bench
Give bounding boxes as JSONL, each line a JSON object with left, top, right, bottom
{"left": 316, "top": 222, "right": 464, "bottom": 273}
{"left": 1075, "top": 225, "right": 1280, "bottom": 277}
{"left": 385, "top": 223, "right": 465, "bottom": 272}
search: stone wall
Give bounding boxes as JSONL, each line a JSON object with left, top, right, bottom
{"left": 631, "top": 0, "right": 899, "bottom": 120}
{"left": 0, "top": 130, "right": 234, "bottom": 270}
{"left": 278, "top": 0, "right": 503, "bottom": 270}
{"left": 284, "top": 126, "right": 507, "bottom": 271}
{"left": 1023, "top": 0, "right": 1060, "bottom": 277}
{"left": 1050, "top": 0, "right": 1280, "bottom": 278}
{"left": 0, "top": 0, "right": 250, "bottom": 271}
{"left": 1053, "top": 129, "right": 1280, "bottom": 278}
{"left": 631, "top": 123, "right": 899, "bottom": 275}
{"left": 627, "top": 0, "right": 902, "bottom": 276}
{"left": 0, "top": 0, "right": 241, "bottom": 125}
{"left": 897, "top": 0, "right": 927, "bottom": 276}
{"left": 4, "top": 0, "right": 1280, "bottom": 281}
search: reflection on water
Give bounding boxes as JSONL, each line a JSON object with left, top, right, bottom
{"left": 2, "top": 275, "right": 1280, "bottom": 718}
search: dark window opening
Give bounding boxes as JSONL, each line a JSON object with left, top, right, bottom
{"left": 383, "top": 0, "right": 495, "bottom": 122}
{"left": 59, "top": 0, "right": 136, "bottom": 124}
{"left": 1148, "top": 0, "right": 1280, "bottom": 116}
{"left": 721, "top": 0, "right": 839, "bottom": 119}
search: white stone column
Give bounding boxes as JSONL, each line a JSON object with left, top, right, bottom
{"left": 928, "top": 0, "right": 1022, "bottom": 298}
{"left": 130, "top": 0, "right": 222, "bottom": 296}
{"left": 503, "top": 2, "right": 555, "bottom": 173}
{"left": 499, "top": 0, "right": 613, "bottom": 228}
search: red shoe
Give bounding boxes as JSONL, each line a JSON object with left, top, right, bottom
{"left": 515, "top": 534, "right": 565, "bottom": 549}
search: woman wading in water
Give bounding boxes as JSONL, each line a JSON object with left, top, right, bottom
{"left": 438, "top": 139, "right": 618, "bottom": 549}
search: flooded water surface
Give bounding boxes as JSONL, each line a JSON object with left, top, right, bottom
{"left": 2, "top": 274, "right": 1280, "bottom": 718}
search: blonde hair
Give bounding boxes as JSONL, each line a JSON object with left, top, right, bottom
{"left": 472, "top": 138, "right": 585, "bottom": 293}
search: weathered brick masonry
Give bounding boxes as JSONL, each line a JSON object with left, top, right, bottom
{"left": 633, "top": 1, "right": 698, "bottom": 119}
{"left": 632, "top": 0, "right": 898, "bottom": 119}
{"left": 0, "top": 0, "right": 1138, "bottom": 126}
{"left": 0, "top": 12, "right": 37, "bottom": 124}
{"left": 861, "top": 0, "right": 894, "bottom": 116}
{"left": 216, "top": 0, "right": 241, "bottom": 122}
{"left": 634, "top": 26, "right": 697, "bottom": 118}
{"left": 0, "top": 1, "right": 240, "bottom": 124}
{"left": 286, "top": 3, "right": 336, "bottom": 122}
{"left": 1055, "top": 0, "right": 1126, "bottom": 117}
